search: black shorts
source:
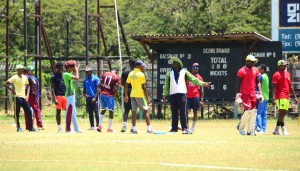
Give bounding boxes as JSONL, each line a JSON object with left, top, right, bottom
{"left": 124, "top": 90, "right": 132, "bottom": 111}
{"left": 187, "top": 97, "right": 200, "bottom": 110}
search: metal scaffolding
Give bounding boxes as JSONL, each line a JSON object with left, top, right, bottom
{"left": 1, "top": 0, "right": 132, "bottom": 113}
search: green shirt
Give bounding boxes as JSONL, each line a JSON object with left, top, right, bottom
{"left": 163, "top": 69, "right": 205, "bottom": 96}
{"left": 260, "top": 73, "right": 269, "bottom": 100}
{"left": 63, "top": 72, "right": 76, "bottom": 97}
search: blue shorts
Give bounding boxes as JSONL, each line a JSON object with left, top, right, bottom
{"left": 187, "top": 97, "right": 200, "bottom": 110}
{"left": 100, "top": 95, "right": 115, "bottom": 111}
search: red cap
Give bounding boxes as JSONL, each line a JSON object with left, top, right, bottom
{"left": 65, "top": 60, "right": 76, "bottom": 68}
{"left": 192, "top": 63, "right": 199, "bottom": 67}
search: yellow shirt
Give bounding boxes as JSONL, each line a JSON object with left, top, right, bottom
{"left": 8, "top": 75, "right": 29, "bottom": 98}
{"left": 126, "top": 68, "right": 146, "bottom": 98}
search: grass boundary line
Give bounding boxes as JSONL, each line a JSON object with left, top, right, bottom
{"left": 1, "top": 140, "right": 227, "bottom": 144}
{"left": 0, "top": 159, "right": 286, "bottom": 171}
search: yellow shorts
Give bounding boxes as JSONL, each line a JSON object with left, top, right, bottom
{"left": 275, "top": 99, "right": 289, "bottom": 111}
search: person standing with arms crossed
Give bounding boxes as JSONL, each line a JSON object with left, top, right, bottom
{"left": 256, "top": 64, "right": 269, "bottom": 134}
{"left": 83, "top": 66, "right": 100, "bottom": 130}
{"left": 272, "top": 60, "right": 298, "bottom": 135}
{"left": 236, "top": 55, "right": 262, "bottom": 136}
{"left": 120, "top": 59, "right": 136, "bottom": 132}
{"left": 162, "top": 57, "right": 210, "bottom": 134}
{"left": 63, "top": 60, "right": 83, "bottom": 133}
{"left": 124, "top": 60, "right": 153, "bottom": 134}
{"left": 3, "top": 64, "right": 36, "bottom": 132}
{"left": 186, "top": 63, "right": 204, "bottom": 133}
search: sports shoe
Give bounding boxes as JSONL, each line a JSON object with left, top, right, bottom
{"left": 169, "top": 129, "right": 178, "bottom": 132}
{"left": 75, "top": 130, "right": 84, "bottom": 133}
{"left": 38, "top": 127, "right": 46, "bottom": 130}
{"left": 272, "top": 131, "right": 281, "bottom": 135}
{"left": 256, "top": 130, "right": 263, "bottom": 134}
{"left": 58, "top": 128, "right": 63, "bottom": 133}
{"left": 131, "top": 129, "right": 138, "bottom": 134}
{"left": 121, "top": 126, "right": 127, "bottom": 132}
{"left": 147, "top": 129, "right": 153, "bottom": 134}
{"left": 107, "top": 128, "right": 114, "bottom": 133}
{"left": 247, "top": 132, "right": 256, "bottom": 136}
{"left": 236, "top": 124, "right": 246, "bottom": 135}
{"left": 17, "top": 127, "right": 23, "bottom": 132}
{"left": 97, "top": 125, "right": 102, "bottom": 132}
{"left": 189, "top": 128, "right": 195, "bottom": 133}
{"left": 282, "top": 131, "right": 289, "bottom": 136}
{"left": 177, "top": 126, "right": 182, "bottom": 130}
{"left": 88, "top": 127, "right": 94, "bottom": 130}
{"left": 29, "top": 128, "right": 38, "bottom": 132}
{"left": 182, "top": 130, "right": 193, "bottom": 134}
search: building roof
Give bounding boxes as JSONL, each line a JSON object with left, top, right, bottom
{"left": 131, "top": 32, "right": 271, "bottom": 44}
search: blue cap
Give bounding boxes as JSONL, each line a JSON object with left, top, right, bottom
{"left": 135, "top": 60, "right": 144, "bottom": 66}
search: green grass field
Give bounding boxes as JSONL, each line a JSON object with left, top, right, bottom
{"left": 0, "top": 118, "right": 299, "bottom": 171}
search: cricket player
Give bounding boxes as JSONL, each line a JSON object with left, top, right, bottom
{"left": 236, "top": 55, "right": 262, "bottom": 136}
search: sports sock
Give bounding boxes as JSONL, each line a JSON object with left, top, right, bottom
{"left": 58, "top": 125, "right": 62, "bottom": 130}
{"left": 123, "top": 122, "right": 127, "bottom": 127}
{"left": 274, "top": 126, "right": 280, "bottom": 132}
{"left": 191, "top": 121, "right": 196, "bottom": 130}
{"left": 98, "top": 114, "right": 104, "bottom": 126}
{"left": 132, "top": 126, "right": 137, "bottom": 131}
{"left": 108, "top": 119, "right": 113, "bottom": 129}
{"left": 147, "top": 125, "right": 152, "bottom": 131}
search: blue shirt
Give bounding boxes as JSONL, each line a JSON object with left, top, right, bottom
{"left": 27, "top": 75, "right": 40, "bottom": 97}
{"left": 83, "top": 74, "right": 100, "bottom": 98}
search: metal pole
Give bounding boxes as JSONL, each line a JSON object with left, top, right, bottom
{"left": 97, "top": 0, "right": 100, "bottom": 77}
{"left": 66, "top": 19, "right": 70, "bottom": 59}
{"left": 38, "top": 0, "right": 42, "bottom": 111}
{"left": 24, "top": 0, "right": 27, "bottom": 66}
{"left": 34, "top": 1, "right": 38, "bottom": 77}
{"left": 5, "top": 0, "right": 9, "bottom": 114}
{"left": 85, "top": 0, "right": 89, "bottom": 65}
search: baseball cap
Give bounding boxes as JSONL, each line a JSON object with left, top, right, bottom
{"left": 85, "top": 65, "right": 92, "bottom": 71}
{"left": 16, "top": 64, "right": 25, "bottom": 70}
{"left": 277, "top": 60, "right": 288, "bottom": 66}
{"left": 65, "top": 60, "right": 76, "bottom": 68}
{"left": 26, "top": 65, "right": 34, "bottom": 70}
{"left": 246, "top": 55, "right": 258, "bottom": 62}
{"left": 192, "top": 63, "right": 199, "bottom": 67}
{"left": 169, "top": 57, "right": 183, "bottom": 68}
{"left": 135, "top": 60, "right": 145, "bottom": 66}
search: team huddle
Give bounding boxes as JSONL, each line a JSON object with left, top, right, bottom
{"left": 3, "top": 55, "right": 298, "bottom": 135}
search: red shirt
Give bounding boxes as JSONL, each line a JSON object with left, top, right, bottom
{"left": 237, "top": 66, "right": 259, "bottom": 95}
{"left": 100, "top": 72, "right": 120, "bottom": 97}
{"left": 186, "top": 74, "right": 203, "bottom": 98}
{"left": 272, "top": 71, "right": 291, "bottom": 99}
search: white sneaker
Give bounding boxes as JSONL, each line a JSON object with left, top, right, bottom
{"left": 88, "top": 127, "right": 94, "bottom": 130}
{"left": 58, "top": 128, "right": 63, "bottom": 133}
{"left": 189, "top": 127, "right": 195, "bottom": 133}
{"left": 272, "top": 131, "right": 281, "bottom": 135}
{"left": 238, "top": 129, "right": 246, "bottom": 135}
{"left": 282, "top": 131, "right": 289, "bottom": 136}
{"left": 75, "top": 130, "right": 84, "bottom": 133}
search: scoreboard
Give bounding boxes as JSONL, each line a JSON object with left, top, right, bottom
{"left": 153, "top": 41, "right": 282, "bottom": 100}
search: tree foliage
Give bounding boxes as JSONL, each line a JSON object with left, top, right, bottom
{"left": 0, "top": 0, "right": 271, "bottom": 63}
